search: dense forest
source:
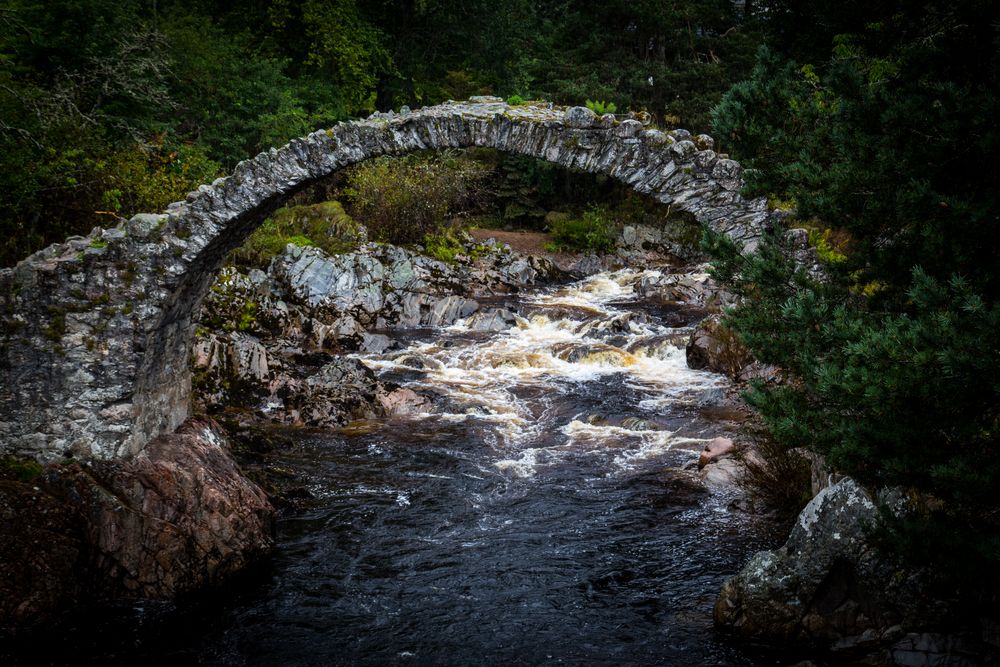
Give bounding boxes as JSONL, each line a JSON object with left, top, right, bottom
{"left": 3, "top": 0, "right": 999, "bottom": 627}
{"left": 0, "top": 0, "right": 759, "bottom": 266}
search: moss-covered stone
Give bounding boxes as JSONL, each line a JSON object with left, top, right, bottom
{"left": 229, "top": 200, "right": 364, "bottom": 270}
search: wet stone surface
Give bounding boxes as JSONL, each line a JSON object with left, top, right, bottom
{"left": 4, "top": 266, "right": 784, "bottom": 666}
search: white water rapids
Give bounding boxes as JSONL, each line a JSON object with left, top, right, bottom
{"left": 12, "top": 266, "right": 780, "bottom": 667}
{"left": 358, "top": 268, "right": 725, "bottom": 478}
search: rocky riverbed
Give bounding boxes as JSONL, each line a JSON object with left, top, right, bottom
{"left": 189, "top": 225, "right": 750, "bottom": 436}
{"left": 4, "top": 222, "right": 994, "bottom": 666}
{"left": 183, "top": 229, "right": 999, "bottom": 666}
{"left": 5, "top": 223, "right": 784, "bottom": 665}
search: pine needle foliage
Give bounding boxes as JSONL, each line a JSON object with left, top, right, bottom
{"left": 704, "top": 0, "right": 1000, "bottom": 609}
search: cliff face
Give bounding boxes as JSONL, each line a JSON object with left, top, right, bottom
{"left": 0, "top": 418, "right": 273, "bottom": 627}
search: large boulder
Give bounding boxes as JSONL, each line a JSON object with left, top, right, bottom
{"left": 294, "top": 358, "right": 384, "bottom": 427}
{"left": 686, "top": 316, "right": 755, "bottom": 378}
{"left": 79, "top": 419, "right": 274, "bottom": 597}
{"left": 714, "top": 478, "right": 956, "bottom": 646}
{"left": 377, "top": 387, "right": 432, "bottom": 415}
{"left": 270, "top": 245, "right": 386, "bottom": 323}
{"left": 715, "top": 479, "right": 887, "bottom": 642}
{"left": 616, "top": 223, "right": 706, "bottom": 263}
{"left": 635, "top": 268, "right": 731, "bottom": 311}
{"left": 385, "top": 293, "right": 478, "bottom": 328}
{"left": 0, "top": 418, "right": 274, "bottom": 626}
{"left": 714, "top": 478, "right": 1000, "bottom": 662}
{"left": 194, "top": 332, "right": 270, "bottom": 383}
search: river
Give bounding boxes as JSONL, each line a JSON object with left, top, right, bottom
{"left": 10, "top": 268, "right": 780, "bottom": 666}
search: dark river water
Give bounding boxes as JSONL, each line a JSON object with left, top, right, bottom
{"left": 7, "top": 268, "right": 782, "bottom": 666}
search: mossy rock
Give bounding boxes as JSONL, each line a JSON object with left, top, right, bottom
{"left": 228, "top": 200, "right": 365, "bottom": 269}
{"left": 0, "top": 457, "right": 44, "bottom": 482}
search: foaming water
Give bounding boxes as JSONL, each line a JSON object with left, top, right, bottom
{"left": 366, "top": 268, "right": 723, "bottom": 459}
{"left": 7, "top": 267, "right": 780, "bottom": 667}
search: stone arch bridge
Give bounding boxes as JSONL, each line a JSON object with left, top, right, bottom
{"left": 0, "top": 98, "right": 769, "bottom": 462}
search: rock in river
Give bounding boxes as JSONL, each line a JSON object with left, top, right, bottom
{"left": 714, "top": 477, "right": 964, "bottom": 653}
{"left": 0, "top": 418, "right": 274, "bottom": 626}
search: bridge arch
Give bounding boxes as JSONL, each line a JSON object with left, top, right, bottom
{"left": 0, "top": 98, "right": 768, "bottom": 461}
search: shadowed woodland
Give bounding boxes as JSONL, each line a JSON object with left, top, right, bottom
{"left": 2, "top": 0, "right": 999, "bottom": 654}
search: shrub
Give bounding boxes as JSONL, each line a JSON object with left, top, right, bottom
{"left": 806, "top": 227, "right": 848, "bottom": 265}
{"left": 229, "top": 201, "right": 361, "bottom": 269}
{"left": 341, "top": 151, "right": 492, "bottom": 244}
{"left": 422, "top": 230, "right": 464, "bottom": 263}
{"left": 0, "top": 457, "right": 44, "bottom": 482}
{"left": 95, "top": 138, "right": 223, "bottom": 217}
{"left": 737, "top": 428, "right": 813, "bottom": 523}
{"left": 585, "top": 99, "right": 617, "bottom": 115}
{"left": 506, "top": 94, "right": 526, "bottom": 106}
{"left": 547, "top": 204, "right": 617, "bottom": 253}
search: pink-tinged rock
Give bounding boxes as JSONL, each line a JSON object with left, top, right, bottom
{"left": 0, "top": 418, "right": 274, "bottom": 627}
{"left": 79, "top": 418, "right": 274, "bottom": 597}
{"left": 378, "top": 387, "right": 432, "bottom": 415}
{"left": 699, "top": 436, "right": 736, "bottom": 469}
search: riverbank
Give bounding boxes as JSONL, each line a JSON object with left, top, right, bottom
{"left": 4, "top": 223, "right": 783, "bottom": 665}
{"left": 8, "top": 217, "right": 987, "bottom": 665}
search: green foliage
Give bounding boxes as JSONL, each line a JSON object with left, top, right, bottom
{"left": 585, "top": 99, "right": 617, "bottom": 115}
{"left": 341, "top": 151, "right": 492, "bottom": 244}
{"left": 285, "top": 236, "right": 315, "bottom": 248}
{"left": 707, "top": 8, "right": 1000, "bottom": 606}
{"left": 95, "top": 139, "right": 223, "bottom": 215}
{"left": 711, "top": 45, "right": 805, "bottom": 177}
{"left": 530, "top": 1, "right": 760, "bottom": 131}
{"left": 229, "top": 201, "right": 360, "bottom": 270}
{"left": 201, "top": 273, "right": 262, "bottom": 335}
{"left": 265, "top": 0, "right": 393, "bottom": 113}
{"left": 706, "top": 223, "right": 1000, "bottom": 608}
{"left": 0, "top": 457, "right": 44, "bottom": 482}
{"left": 163, "top": 13, "right": 347, "bottom": 166}
{"left": 422, "top": 229, "right": 465, "bottom": 264}
{"left": 506, "top": 95, "right": 527, "bottom": 106}
{"left": 363, "top": 0, "right": 541, "bottom": 107}
{"left": 707, "top": 225, "right": 999, "bottom": 495}
{"left": 547, "top": 205, "right": 617, "bottom": 253}
{"left": 806, "top": 228, "right": 848, "bottom": 266}
{"left": 234, "top": 300, "right": 258, "bottom": 333}
{"left": 713, "top": 8, "right": 1000, "bottom": 296}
